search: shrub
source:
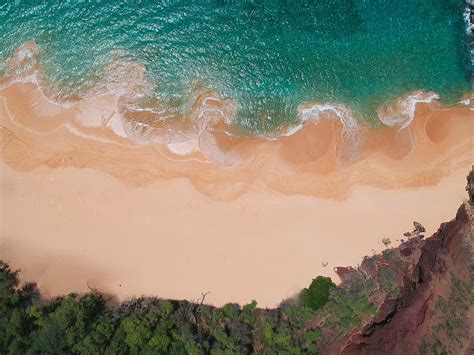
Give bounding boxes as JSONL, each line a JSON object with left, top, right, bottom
{"left": 299, "top": 276, "right": 336, "bottom": 311}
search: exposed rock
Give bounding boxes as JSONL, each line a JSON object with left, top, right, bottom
{"left": 403, "top": 221, "right": 426, "bottom": 240}
{"left": 333, "top": 266, "right": 356, "bottom": 281}
{"left": 350, "top": 202, "right": 472, "bottom": 354}
{"left": 310, "top": 168, "right": 474, "bottom": 354}
{"left": 399, "top": 243, "right": 414, "bottom": 257}
{"left": 381, "top": 237, "right": 391, "bottom": 246}
{"left": 413, "top": 221, "right": 425, "bottom": 233}
{"left": 467, "top": 166, "right": 474, "bottom": 203}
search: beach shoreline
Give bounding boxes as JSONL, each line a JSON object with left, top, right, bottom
{"left": 0, "top": 79, "right": 473, "bottom": 307}
{"left": 1, "top": 80, "right": 473, "bottom": 199}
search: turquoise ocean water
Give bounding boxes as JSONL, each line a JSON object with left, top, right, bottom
{"left": 0, "top": 1, "right": 472, "bottom": 134}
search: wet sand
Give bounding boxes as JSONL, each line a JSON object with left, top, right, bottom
{"left": 0, "top": 80, "right": 473, "bottom": 307}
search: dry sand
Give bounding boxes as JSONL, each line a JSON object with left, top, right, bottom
{"left": 0, "top": 80, "right": 473, "bottom": 307}
{"left": 0, "top": 162, "right": 470, "bottom": 307}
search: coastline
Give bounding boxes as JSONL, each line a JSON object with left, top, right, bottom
{"left": 0, "top": 80, "right": 472, "bottom": 307}
{"left": 0, "top": 81, "right": 473, "bottom": 199}
{"left": 1, "top": 3, "right": 473, "bottom": 351}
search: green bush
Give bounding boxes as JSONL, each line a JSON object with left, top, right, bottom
{"left": 299, "top": 276, "right": 336, "bottom": 311}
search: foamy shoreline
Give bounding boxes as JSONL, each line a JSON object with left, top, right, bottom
{"left": 0, "top": 75, "right": 473, "bottom": 307}
{"left": 1, "top": 79, "right": 473, "bottom": 196}
{"left": 2, "top": 42, "right": 472, "bottom": 153}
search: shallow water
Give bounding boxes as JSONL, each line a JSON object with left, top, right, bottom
{"left": 0, "top": 1, "right": 472, "bottom": 134}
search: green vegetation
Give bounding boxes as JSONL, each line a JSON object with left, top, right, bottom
{"left": 420, "top": 272, "right": 473, "bottom": 355}
{"left": 0, "top": 261, "right": 344, "bottom": 354}
{"left": 378, "top": 267, "right": 399, "bottom": 299}
{"left": 324, "top": 288, "right": 378, "bottom": 332}
{"left": 299, "top": 276, "right": 336, "bottom": 311}
{"left": 381, "top": 249, "right": 403, "bottom": 269}
{"left": 10, "top": 236, "right": 460, "bottom": 354}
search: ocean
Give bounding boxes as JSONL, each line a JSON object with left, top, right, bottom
{"left": 1, "top": 0, "right": 472, "bottom": 136}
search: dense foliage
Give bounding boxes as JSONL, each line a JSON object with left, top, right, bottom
{"left": 0, "top": 243, "right": 429, "bottom": 354}
{"left": 299, "top": 276, "right": 336, "bottom": 311}
{"left": 0, "top": 260, "right": 384, "bottom": 354}
{"left": 0, "top": 261, "right": 336, "bottom": 354}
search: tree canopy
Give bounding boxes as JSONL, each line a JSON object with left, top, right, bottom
{"left": 0, "top": 260, "right": 379, "bottom": 354}
{"left": 299, "top": 276, "right": 336, "bottom": 311}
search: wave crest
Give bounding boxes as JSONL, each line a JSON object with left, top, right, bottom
{"left": 1, "top": 42, "right": 466, "bottom": 166}
{"left": 378, "top": 91, "right": 439, "bottom": 129}
{"left": 296, "top": 102, "right": 365, "bottom": 163}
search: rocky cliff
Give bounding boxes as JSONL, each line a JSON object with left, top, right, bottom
{"left": 312, "top": 168, "right": 473, "bottom": 354}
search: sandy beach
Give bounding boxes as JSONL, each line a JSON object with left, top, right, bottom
{"left": 0, "top": 161, "right": 471, "bottom": 307}
{"left": 0, "top": 78, "right": 473, "bottom": 307}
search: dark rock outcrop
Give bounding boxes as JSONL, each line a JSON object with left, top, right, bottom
{"left": 349, "top": 201, "right": 472, "bottom": 354}
{"left": 314, "top": 167, "right": 473, "bottom": 354}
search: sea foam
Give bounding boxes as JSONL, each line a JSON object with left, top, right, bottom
{"left": 0, "top": 41, "right": 469, "bottom": 164}
{"left": 378, "top": 92, "right": 439, "bottom": 129}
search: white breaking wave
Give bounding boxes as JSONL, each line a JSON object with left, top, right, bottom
{"left": 296, "top": 102, "right": 364, "bottom": 163}
{"left": 194, "top": 95, "right": 235, "bottom": 133}
{"left": 298, "top": 103, "right": 358, "bottom": 130}
{"left": 248, "top": 102, "right": 359, "bottom": 142}
{"left": 1, "top": 41, "right": 468, "bottom": 164}
{"left": 464, "top": 4, "right": 473, "bottom": 35}
{"left": 378, "top": 91, "right": 439, "bottom": 129}
{"left": 460, "top": 96, "right": 474, "bottom": 111}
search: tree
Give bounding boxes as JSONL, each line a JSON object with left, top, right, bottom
{"left": 299, "top": 276, "right": 336, "bottom": 311}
